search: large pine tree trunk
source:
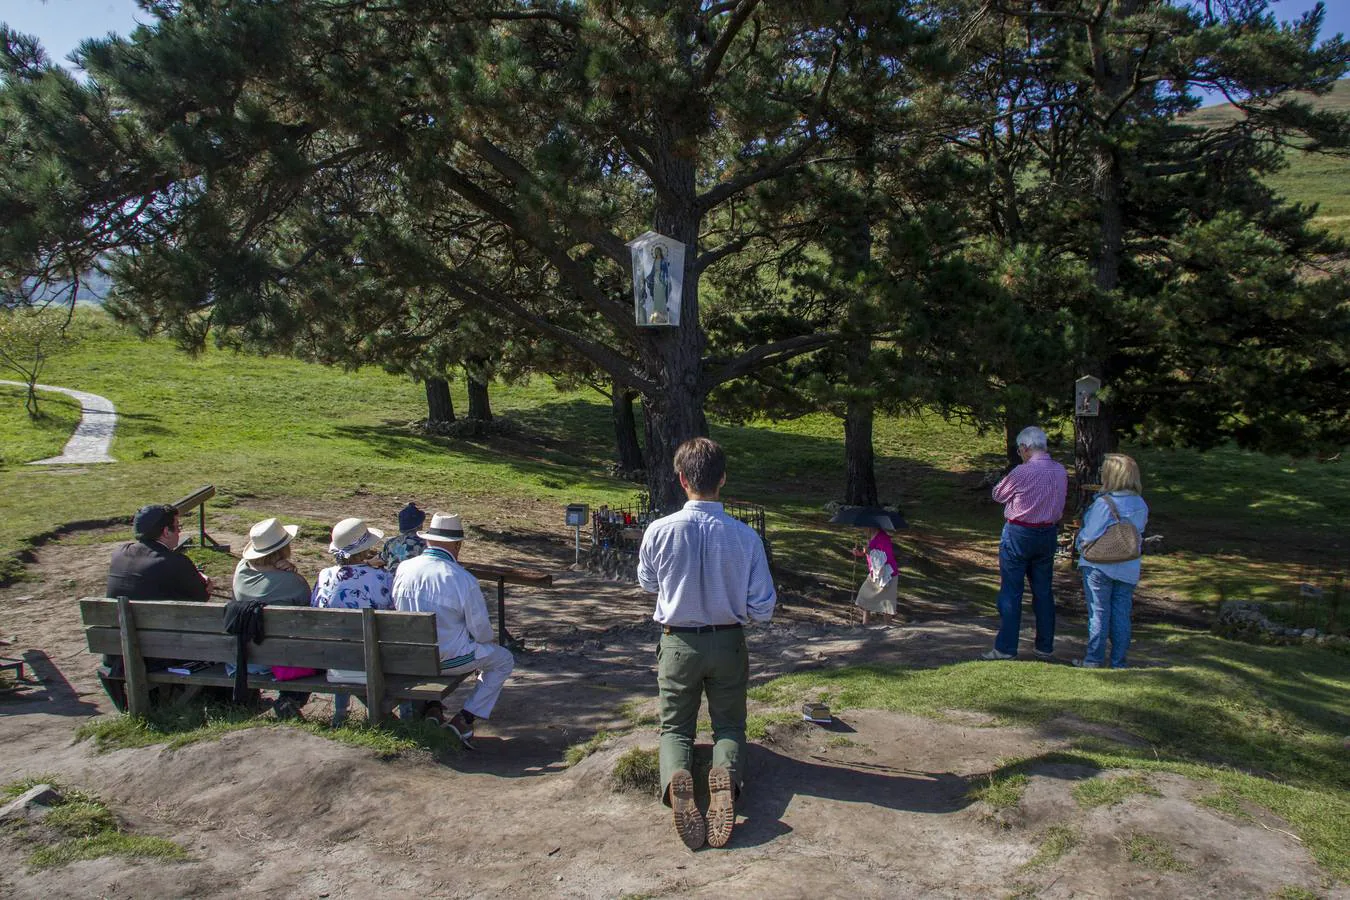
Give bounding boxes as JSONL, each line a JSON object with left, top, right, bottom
{"left": 612, "top": 381, "right": 645, "bottom": 473}
{"left": 1079, "top": 8, "right": 1137, "bottom": 489}
{"left": 1004, "top": 408, "right": 1023, "bottom": 471}
{"left": 466, "top": 370, "right": 492, "bottom": 422}
{"left": 843, "top": 395, "right": 878, "bottom": 506}
{"left": 424, "top": 376, "right": 454, "bottom": 424}
{"left": 642, "top": 163, "right": 708, "bottom": 514}
{"left": 643, "top": 382, "right": 707, "bottom": 513}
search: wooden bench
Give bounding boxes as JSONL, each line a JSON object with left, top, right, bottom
{"left": 81, "top": 598, "right": 468, "bottom": 724}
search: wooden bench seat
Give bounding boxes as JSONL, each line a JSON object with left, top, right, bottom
{"left": 118, "top": 663, "right": 462, "bottom": 703}
{"left": 81, "top": 598, "right": 469, "bottom": 723}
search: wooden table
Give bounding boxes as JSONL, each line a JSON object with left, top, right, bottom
{"left": 463, "top": 563, "right": 553, "bottom": 648}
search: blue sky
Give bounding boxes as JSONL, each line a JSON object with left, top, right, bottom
{"left": 4, "top": 0, "right": 1348, "bottom": 103}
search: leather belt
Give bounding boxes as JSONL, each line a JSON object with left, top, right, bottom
{"left": 662, "top": 623, "right": 743, "bottom": 634}
{"left": 1007, "top": 519, "right": 1057, "bottom": 528}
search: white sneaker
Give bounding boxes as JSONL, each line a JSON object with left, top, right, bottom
{"left": 979, "top": 649, "right": 1015, "bottom": 660}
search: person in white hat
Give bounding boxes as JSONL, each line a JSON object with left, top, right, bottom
{"left": 232, "top": 517, "right": 310, "bottom": 717}
{"left": 311, "top": 517, "right": 395, "bottom": 724}
{"left": 391, "top": 512, "right": 514, "bottom": 747}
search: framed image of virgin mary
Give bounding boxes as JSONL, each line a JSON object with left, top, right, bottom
{"left": 627, "top": 231, "right": 685, "bottom": 327}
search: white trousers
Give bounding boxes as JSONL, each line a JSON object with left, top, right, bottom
{"left": 442, "top": 645, "right": 514, "bottom": 719}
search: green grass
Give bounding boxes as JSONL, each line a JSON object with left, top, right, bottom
{"left": 4, "top": 310, "right": 1343, "bottom": 611}
{"left": 1195, "top": 786, "right": 1254, "bottom": 822}
{"left": 612, "top": 747, "right": 661, "bottom": 796}
{"left": 752, "top": 631, "right": 1350, "bottom": 877}
{"left": 1124, "top": 833, "right": 1190, "bottom": 873}
{"left": 1072, "top": 773, "right": 1161, "bottom": 809}
{"left": 746, "top": 711, "right": 799, "bottom": 740}
{"left": 1022, "top": 824, "right": 1081, "bottom": 871}
{"left": 968, "top": 772, "right": 1030, "bottom": 811}
{"left": 0, "top": 385, "right": 82, "bottom": 469}
{"left": 0, "top": 777, "right": 187, "bottom": 871}
{"left": 564, "top": 730, "right": 614, "bottom": 767}
{"left": 75, "top": 702, "right": 457, "bottom": 758}
{"left": 1273, "top": 887, "right": 1323, "bottom": 900}
{"left": 28, "top": 832, "right": 188, "bottom": 870}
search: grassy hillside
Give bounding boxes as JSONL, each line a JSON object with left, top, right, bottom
{"left": 1185, "top": 79, "right": 1350, "bottom": 240}
{"left": 1, "top": 312, "right": 1345, "bottom": 610}
{"left": 0, "top": 386, "right": 82, "bottom": 467}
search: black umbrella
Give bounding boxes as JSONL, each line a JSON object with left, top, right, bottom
{"left": 829, "top": 505, "right": 908, "bottom": 530}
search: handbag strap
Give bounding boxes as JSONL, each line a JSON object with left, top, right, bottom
{"left": 1100, "top": 494, "right": 1122, "bottom": 524}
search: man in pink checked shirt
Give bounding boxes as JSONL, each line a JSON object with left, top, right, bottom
{"left": 982, "top": 426, "right": 1068, "bottom": 661}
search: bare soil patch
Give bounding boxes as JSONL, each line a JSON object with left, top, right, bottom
{"left": 0, "top": 526, "right": 1332, "bottom": 898}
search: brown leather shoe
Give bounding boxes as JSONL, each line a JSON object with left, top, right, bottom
{"left": 706, "top": 766, "right": 735, "bottom": 848}
{"left": 669, "top": 769, "right": 705, "bottom": 849}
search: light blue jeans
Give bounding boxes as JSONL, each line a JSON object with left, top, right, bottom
{"left": 1082, "top": 566, "right": 1135, "bottom": 668}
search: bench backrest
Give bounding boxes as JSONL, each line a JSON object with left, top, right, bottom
{"left": 80, "top": 599, "right": 443, "bottom": 677}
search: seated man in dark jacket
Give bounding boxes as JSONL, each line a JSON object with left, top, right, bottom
{"left": 101, "top": 504, "right": 213, "bottom": 709}
{"left": 107, "top": 504, "right": 210, "bottom": 602}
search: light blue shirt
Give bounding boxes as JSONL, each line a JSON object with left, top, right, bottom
{"left": 638, "top": 500, "right": 776, "bottom": 627}
{"left": 1076, "top": 491, "right": 1149, "bottom": 584}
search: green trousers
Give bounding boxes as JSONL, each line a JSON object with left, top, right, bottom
{"left": 657, "top": 628, "right": 749, "bottom": 806}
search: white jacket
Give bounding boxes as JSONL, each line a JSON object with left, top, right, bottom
{"left": 391, "top": 549, "right": 493, "bottom": 663}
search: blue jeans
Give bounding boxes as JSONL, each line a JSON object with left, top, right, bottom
{"left": 1082, "top": 567, "right": 1135, "bottom": 668}
{"left": 994, "top": 523, "right": 1058, "bottom": 656}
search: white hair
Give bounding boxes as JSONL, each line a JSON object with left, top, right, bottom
{"left": 1016, "top": 426, "right": 1049, "bottom": 452}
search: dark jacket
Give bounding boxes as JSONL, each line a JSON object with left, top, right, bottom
{"left": 106, "top": 539, "right": 208, "bottom": 602}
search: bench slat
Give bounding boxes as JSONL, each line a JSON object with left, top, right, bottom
{"left": 79, "top": 599, "right": 437, "bottom": 644}
{"left": 134, "top": 665, "right": 468, "bottom": 701}
{"left": 86, "top": 628, "right": 441, "bottom": 677}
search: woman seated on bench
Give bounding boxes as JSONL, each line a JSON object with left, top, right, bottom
{"left": 233, "top": 517, "right": 313, "bottom": 718}
{"left": 311, "top": 517, "right": 394, "bottom": 725}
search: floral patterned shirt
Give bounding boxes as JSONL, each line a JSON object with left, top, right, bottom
{"left": 311, "top": 564, "right": 394, "bottom": 610}
{"left": 380, "top": 532, "right": 426, "bottom": 574}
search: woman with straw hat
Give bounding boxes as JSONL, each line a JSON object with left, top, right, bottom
{"left": 232, "top": 517, "right": 311, "bottom": 718}
{"left": 311, "top": 517, "right": 394, "bottom": 725}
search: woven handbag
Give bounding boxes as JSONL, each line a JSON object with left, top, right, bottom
{"left": 1079, "top": 495, "right": 1141, "bottom": 563}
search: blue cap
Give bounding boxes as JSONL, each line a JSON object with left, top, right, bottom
{"left": 398, "top": 502, "right": 426, "bottom": 533}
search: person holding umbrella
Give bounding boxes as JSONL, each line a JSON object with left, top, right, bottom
{"left": 831, "top": 506, "right": 908, "bottom": 625}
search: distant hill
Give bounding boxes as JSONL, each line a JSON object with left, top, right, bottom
{"left": 1183, "top": 79, "right": 1350, "bottom": 240}
{"left": 22, "top": 269, "right": 112, "bottom": 306}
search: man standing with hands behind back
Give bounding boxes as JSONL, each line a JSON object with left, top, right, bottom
{"left": 638, "top": 437, "right": 776, "bottom": 850}
{"left": 982, "top": 425, "right": 1068, "bottom": 661}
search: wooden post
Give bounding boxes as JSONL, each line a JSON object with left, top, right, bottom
{"left": 116, "top": 597, "right": 150, "bottom": 718}
{"left": 361, "top": 607, "right": 386, "bottom": 726}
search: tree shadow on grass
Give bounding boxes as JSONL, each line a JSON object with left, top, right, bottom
{"left": 108, "top": 410, "right": 171, "bottom": 439}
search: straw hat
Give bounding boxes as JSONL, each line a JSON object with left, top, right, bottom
{"left": 242, "top": 517, "right": 300, "bottom": 560}
{"left": 329, "top": 517, "right": 384, "bottom": 560}
{"left": 417, "top": 512, "right": 465, "bottom": 542}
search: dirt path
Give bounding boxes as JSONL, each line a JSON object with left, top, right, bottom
{"left": 0, "top": 529, "right": 1335, "bottom": 899}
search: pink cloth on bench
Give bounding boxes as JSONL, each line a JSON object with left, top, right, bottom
{"left": 271, "top": 665, "right": 319, "bottom": 681}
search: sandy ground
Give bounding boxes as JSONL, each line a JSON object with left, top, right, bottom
{"left": 0, "top": 524, "right": 1339, "bottom": 899}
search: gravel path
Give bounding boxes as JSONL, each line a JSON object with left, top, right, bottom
{"left": 0, "top": 380, "right": 117, "bottom": 464}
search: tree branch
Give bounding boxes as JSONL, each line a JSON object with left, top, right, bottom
{"left": 701, "top": 0, "right": 761, "bottom": 88}
{"left": 700, "top": 332, "right": 838, "bottom": 391}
